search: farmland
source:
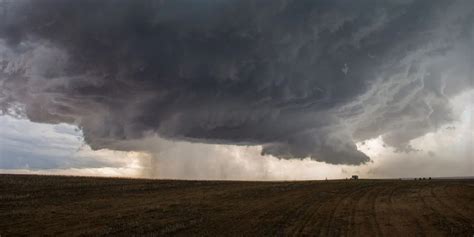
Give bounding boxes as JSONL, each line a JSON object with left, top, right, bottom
{"left": 0, "top": 174, "right": 473, "bottom": 236}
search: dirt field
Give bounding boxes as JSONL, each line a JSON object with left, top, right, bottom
{"left": 0, "top": 174, "right": 473, "bottom": 236}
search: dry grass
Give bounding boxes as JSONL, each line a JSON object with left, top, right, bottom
{"left": 0, "top": 174, "right": 473, "bottom": 236}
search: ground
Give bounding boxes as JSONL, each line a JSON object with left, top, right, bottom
{"left": 0, "top": 174, "right": 473, "bottom": 236}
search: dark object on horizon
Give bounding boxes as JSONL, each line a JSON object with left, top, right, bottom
{"left": 429, "top": 177, "right": 432, "bottom": 180}
{"left": 351, "top": 175, "right": 359, "bottom": 180}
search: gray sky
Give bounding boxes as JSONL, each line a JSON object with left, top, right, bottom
{"left": 0, "top": 0, "right": 473, "bottom": 179}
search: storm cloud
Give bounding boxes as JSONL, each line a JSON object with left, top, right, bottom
{"left": 0, "top": 0, "right": 472, "bottom": 165}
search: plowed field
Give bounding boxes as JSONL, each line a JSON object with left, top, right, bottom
{"left": 0, "top": 174, "right": 473, "bottom": 236}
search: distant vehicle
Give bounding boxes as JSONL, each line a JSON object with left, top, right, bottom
{"left": 351, "top": 175, "right": 359, "bottom": 180}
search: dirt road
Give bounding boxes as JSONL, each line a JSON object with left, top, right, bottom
{"left": 0, "top": 174, "right": 473, "bottom": 236}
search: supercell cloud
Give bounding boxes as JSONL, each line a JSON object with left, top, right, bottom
{"left": 0, "top": 0, "right": 472, "bottom": 165}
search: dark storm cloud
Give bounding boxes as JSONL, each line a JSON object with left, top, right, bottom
{"left": 0, "top": 0, "right": 472, "bottom": 164}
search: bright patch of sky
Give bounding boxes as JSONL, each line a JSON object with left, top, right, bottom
{"left": 0, "top": 115, "right": 145, "bottom": 177}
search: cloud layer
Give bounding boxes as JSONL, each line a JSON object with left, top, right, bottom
{"left": 0, "top": 0, "right": 472, "bottom": 165}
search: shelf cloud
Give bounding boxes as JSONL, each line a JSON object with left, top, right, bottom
{"left": 0, "top": 0, "right": 472, "bottom": 165}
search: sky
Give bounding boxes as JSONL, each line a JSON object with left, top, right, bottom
{"left": 0, "top": 0, "right": 473, "bottom": 180}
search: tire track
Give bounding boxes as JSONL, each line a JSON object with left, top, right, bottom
{"left": 321, "top": 183, "right": 376, "bottom": 237}
{"left": 416, "top": 182, "right": 452, "bottom": 236}
{"left": 394, "top": 182, "right": 427, "bottom": 237}
{"left": 300, "top": 185, "right": 362, "bottom": 236}
{"left": 384, "top": 182, "right": 403, "bottom": 237}
{"left": 343, "top": 183, "right": 384, "bottom": 237}
{"left": 314, "top": 185, "right": 358, "bottom": 236}
{"left": 425, "top": 184, "right": 473, "bottom": 235}
{"left": 370, "top": 184, "right": 388, "bottom": 237}
{"left": 321, "top": 186, "right": 361, "bottom": 236}
{"left": 348, "top": 183, "right": 384, "bottom": 237}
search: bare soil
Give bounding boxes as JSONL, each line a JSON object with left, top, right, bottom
{"left": 0, "top": 174, "right": 473, "bottom": 236}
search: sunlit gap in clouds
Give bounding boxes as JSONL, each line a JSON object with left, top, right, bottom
{"left": 0, "top": 115, "right": 148, "bottom": 177}
{"left": 356, "top": 90, "right": 474, "bottom": 178}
